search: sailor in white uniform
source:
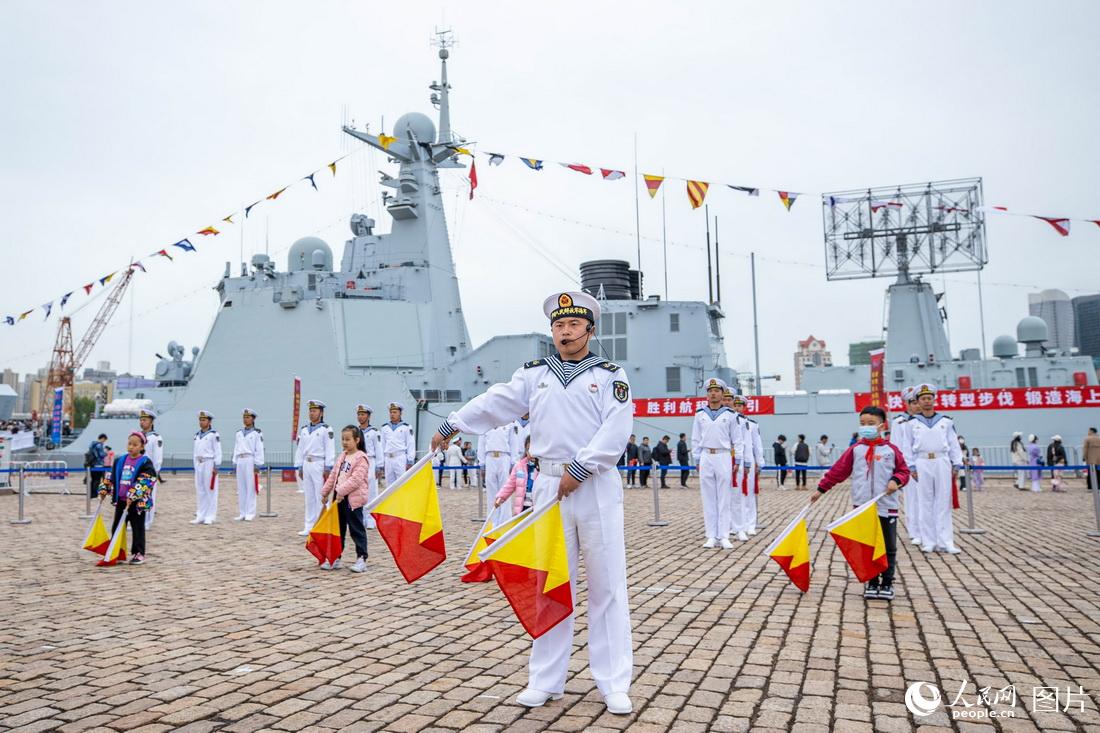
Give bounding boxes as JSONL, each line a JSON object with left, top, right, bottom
{"left": 380, "top": 402, "right": 415, "bottom": 486}
{"left": 356, "top": 403, "right": 384, "bottom": 529}
{"left": 232, "top": 409, "right": 265, "bottom": 521}
{"left": 732, "top": 394, "right": 764, "bottom": 540}
{"left": 294, "top": 400, "right": 335, "bottom": 536}
{"left": 908, "top": 383, "right": 963, "bottom": 554}
{"left": 478, "top": 423, "right": 516, "bottom": 512}
{"left": 431, "top": 290, "right": 635, "bottom": 716}
{"left": 692, "top": 378, "right": 743, "bottom": 549}
{"left": 511, "top": 414, "right": 531, "bottom": 460}
{"left": 139, "top": 408, "right": 164, "bottom": 530}
{"left": 192, "top": 410, "right": 222, "bottom": 525}
{"left": 891, "top": 387, "right": 922, "bottom": 545}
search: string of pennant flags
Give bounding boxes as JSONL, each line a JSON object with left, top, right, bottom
{"left": 4, "top": 152, "right": 359, "bottom": 328}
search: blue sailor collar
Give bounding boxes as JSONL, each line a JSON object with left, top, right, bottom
{"left": 697, "top": 405, "right": 732, "bottom": 420}
{"left": 543, "top": 352, "right": 607, "bottom": 387}
{"left": 912, "top": 412, "right": 949, "bottom": 428}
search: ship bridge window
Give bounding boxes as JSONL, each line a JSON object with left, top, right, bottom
{"left": 597, "top": 312, "right": 628, "bottom": 361}
{"left": 424, "top": 389, "right": 441, "bottom": 402}
{"left": 670, "top": 313, "right": 680, "bottom": 332}
{"left": 666, "top": 366, "right": 682, "bottom": 393}
{"left": 445, "top": 390, "right": 462, "bottom": 402}
{"left": 1015, "top": 367, "right": 1039, "bottom": 387}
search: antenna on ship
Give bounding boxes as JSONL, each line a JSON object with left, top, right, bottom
{"left": 430, "top": 28, "right": 456, "bottom": 145}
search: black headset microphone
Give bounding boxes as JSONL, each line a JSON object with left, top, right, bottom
{"left": 559, "top": 322, "right": 594, "bottom": 346}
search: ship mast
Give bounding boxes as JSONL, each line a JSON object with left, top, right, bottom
{"left": 430, "top": 28, "right": 454, "bottom": 145}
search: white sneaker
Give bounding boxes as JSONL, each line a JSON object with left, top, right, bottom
{"left": 921, "top": 544, "right": 935, "bottom": 553}
{"left": 603, "top": 692, "right": 633, "bottom": 715}
{"left": 320, "top": 561, "right": 331, "bottom": 570}
{"left": 349, "top": 557, "right": 366, "bottom": 573}
{"left": 244, "top": 516, "right": 254, "bottom": 521}
{"left": 232, "top": 515, "right": 244, "bottom": 521}
{"left": 516, "top": 689, "right": 563, "bottom": 708}
{"left": 297, "top": 529, "right": 310, "bottom": 536}
{"left": 331, "top": 558, "right": 342, "bottom": 570}
{"left": 702, "top": 537, "right": 716, "bottom": 549}
{"left": 189, "top": 518, "right": 201, "bottom": 524}
{"left": 720, "top": 537, "right": 734, "bottom": 549}
{"left": 201, "top": 519, "right": 213, "bottom": 525}
{"left": 944, "top": 546, "right": 962, "bottom": 554}
{"left": 736, "top": 531, "right": 749, "bottom": 542}
{"left": 747, "top": 529, "right": 758, "bottom": 536}
{"left": 911, "top": 537, "right": 922, "bottom": 545}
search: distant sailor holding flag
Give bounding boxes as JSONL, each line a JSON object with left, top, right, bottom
{"left": 295, "top": 400, "right": 335, "bottom": 537}
{"left": 380, "top": 402, "right": 415, "bottom": 486}
{"left": 355, "top": 403, "right": 384, "bottom": 528}
{"left": 191, "top": 410, "right": 221, "bottom": 525}
{"left": 138, "top": 407, "right": 164, "bottom": 530}
{"left": 431, "top": 290, "right": 635, "bottom": 716}
{"left": 907, "top": 383, "right": 963, "bottom": 554}
{"left": 232, "top": 409, "right": 265, "bottom": 521}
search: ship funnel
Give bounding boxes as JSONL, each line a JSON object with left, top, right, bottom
{"left": 580, "top": 260, "right": 643, "bottom": 300}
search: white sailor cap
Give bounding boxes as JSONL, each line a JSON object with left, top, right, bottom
{"left": 543, "top": 291, "right": 600, "bottom": 323}
{"left": 388, "top": 401, "right": 404, "bottom": 412}
{"left": 308, "top": 399, "right": 326, "bottom": 410}
{"left": 198, "top": 410, "right": 214, "bottom": 420}
{"left": 914, "top": 383, "right": 937, "bottom": 398}
{"left": 901, "top": 386, "right": 916, "bottom": 402}
{"left": 1052, "top": 434, "right": 1062, "bottom": 441}
{"left": 356, "top": 403, "right": 373, "bottom": 414}
{"left": 1012, "top": 431, "right": 1023, "bottom": 438}
{"left": 242, "top": 408, "right": 257, "bottom": 418}
{"left": 704, "top": 377, "right": 728, "bottom": 392}
{"left": 732, "top": 393, "right": 747, "bottom": 406}
{"left": 139, "top": 408, "right": 158, "bottom": 419}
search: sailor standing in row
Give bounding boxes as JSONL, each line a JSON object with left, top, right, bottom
{"left": 295, "top": 400, "right": 335, "bottom": 536}
{"left": 478, "top": 423, "right": 516, "bottom": 512}
{"left": 431, "top": 290, "right": 635, "bottom": 715}
{"left": 192, "top": 410, "right": 221, "bottom": 525}
{"left": 692, "top": 378, "right": 742, "bottom": 549}
{"left": 512, "top": 414, "right": 531, "bottom": 458}
{"left": 232, "top": 409, "right": 265, "bottom": 522}
{"left": 891, "top": 387, "right": 922, "bottom": 546}
{"left": 380, "top": 402, "right": 415, "bottom": 486}
{"left": 733, "top": 394, "right": 764, "bottom": 540}
{"left": 907, "top": 383, "right": 963, "bottom": 554}
{"left": 139, "top": 408, "right": 164, "bottom": 530}
{"left": 356, "top": 404, "right": 384, "bottom": 529}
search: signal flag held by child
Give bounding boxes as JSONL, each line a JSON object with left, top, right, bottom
{"left": 97, "top": 431, "right": 158, "bottom": 566}
{"left": 812, "top": 405, "right": 909, "bottom": 601}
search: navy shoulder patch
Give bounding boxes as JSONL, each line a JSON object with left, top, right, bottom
{"left": 215, "top": 434, "right": 220, "bottom": 441}
{"left": 255, "top": 427, "right": 262, "bottom": 433}
{"left": 597, "top": 361, "right": 620, "bottom": 372}
{"left": 612, "top": 380, "right": 629, "bottom": 403}
{"left": 524, "top": 358, "right": 544, "bottom": 369}
{"left": 157, "top": 438, "right": 163, "bottom": 447}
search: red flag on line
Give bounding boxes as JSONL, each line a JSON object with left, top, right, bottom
{"left": 563, "top": 163, "right": 593, "bottom": 175}
{"left": 600, "top": 169, "right": 625, "bottom": 180}
{"left": 1033, "top": 216, "right": 1071, "bottom": 236}
{"left": 468, "top": 158, "right": 478, "bottom": 200}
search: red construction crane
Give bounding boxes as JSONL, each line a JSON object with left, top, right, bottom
{"left": 39, "top": 267, "right": 136, "bottom": 432}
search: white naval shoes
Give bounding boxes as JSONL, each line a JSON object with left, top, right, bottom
{"left": 702, "top": 537, "right": 717, "bottom": 549}
{"left": 720, "top": 537, "right": 734, "bottom": 549}
{"left": 189, "top": 517, "right": 202, "bottom": 524}
{"left": 244, "top": 516, "right": 254, "bottom": 521}
{"left": 736, "top": 531, "right": 749, "bottom": 542}
{"left": 233, "top": 515, "right": 244, "bottom": 522}
{"left": 911, "top": 537, "right": 922, "bottom": 545}
{"left": 603, "top": 692, "right": 633, "bottom": 715}
{"left": 516, "top": 689, "right": 564, "bottom": 708}
{"left": 944, "top": 546, "right": 962, "bottom": 554}
{"left": 747, "top": 529, "right": 758, "bottom": 536}
{"left": 201, "top": 519, "right": 213, "bottom": 525}
{"left": 297, "top": 529, "right": 310, "bottom": 536}
{"left": 921, "top": 544, "right": 935, "bottom": 553}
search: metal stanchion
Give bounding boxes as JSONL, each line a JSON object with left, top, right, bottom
{"left": 474, "top": 467, "right": 486, "bottom": 523}
{"left": 959, "top": 463, "right": 986, "bottom": 535}
{"left": 79, "top": 467, "right": 94, "bottom": 519}
{"left": 1088, "top": 466, "right": 1100, "bottom": 538}
{"left": 647, "top": 467, "right": 668, "bottom": 527}
{"left": 755, "top": 468, "right": 768, "bottom": 529}
{"left": 260, "top": 466, "right": 278, "bottom": 518}
{"left": 11, "top": 467, "right": 31, "bottom": 525}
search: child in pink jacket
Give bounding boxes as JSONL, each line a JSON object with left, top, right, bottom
{"left": 494, "top": 436, "right": 537, "bottom": 517}
{"left": 320, "top": 425, "right": 371, "bottom": 573}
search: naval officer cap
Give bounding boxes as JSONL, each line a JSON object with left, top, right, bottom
{"left": 543, "top": 291, "right": 600, "bottom": 324}
{"left": 388, "top": 401, "right": 404, "bottom": 412}
{"left": 356, "top": 403, "right": 373, "bottom": 414}
{"left": 139, "top": 407, "right": 158, "bottom": 419}
{"left": 914, "top": 383, "right": 937, "bottom": 398}
{"left": 732, "top": 393, "right": 747, "bottom": 406}
{"left": 704, "top": 377, "right": 728, "bottom": 392}
{"left": 198, "top": 410, "right": 214, "bottom": 420}
{"left": 242, "top": 408, "right": 257, "bottom": 418}
{"left": 308, "top": 399, "right": 326, "bottom": 410}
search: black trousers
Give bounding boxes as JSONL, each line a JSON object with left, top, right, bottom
{"left": 680, "top": 465, "right": 690, "bottom": 486}
{"left": 1089, "top": 465, "right": 1100, "bottom": 491}
{"left": 639, "top": 464, "right": 651, "bottom": 486}
{"left": 659, "top": 465, "right": 669, "bottom": 486}
{"left": 436, "top": 466, "right": 444, "bottom": 486}
{"left": 874, "top": 514, "right": 898, "bottom": 587}
{"left": 337, "top": 501, "right": 369, "bottom": 559}
{"left": 626, "top": 467, "right": 636, "bottom": 484}
{"left": 111, "top": 502, "right": 146, "bottom": 557}
{"left": 776, "top": 464, "right": 788, "bottom": 486}
{"left": 89, "top": 469, "right": 106, "bottom": 498}
{"left": 794, "top": 465, "right": 808, "bottom": 486}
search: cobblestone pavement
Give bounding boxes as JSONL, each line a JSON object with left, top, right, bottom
{"left": 1, "top": 473, "right": 1098, "bottom": 732}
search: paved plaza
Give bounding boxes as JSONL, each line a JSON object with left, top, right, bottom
{"left": 1, "top": 475, "right": 1098, "bottom": 733}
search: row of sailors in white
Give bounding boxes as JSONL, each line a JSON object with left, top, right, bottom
{"left": 433, "top": 290, "right": 635, "bottom": 716}
{"left": 891, "top": 383, "right": 964, "bottom": 553}
{"left": 192, "top": 410, "right": 222, "bottom": 524}
{"left": 477, "top": 420, "right": 528, "bottom": 509}
{"left": 232, "top": 410, "right": 265, "bottom": 521}
{"left": 138, "top": 409, "right": 164, "bottom": 530}
{"left": 727, "top": 390, "right": 765, "bottom": 539}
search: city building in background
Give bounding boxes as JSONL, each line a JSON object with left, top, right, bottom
{"left": 1028, "top": 289, "right": 1076, "bottom": 354}
{"left": 1073, "top": 293, "right": 1100, "bottom": 372}
{"left": 794, "top": 335, "right": 832, "bottom": 389}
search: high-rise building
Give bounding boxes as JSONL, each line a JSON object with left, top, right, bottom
{"left": 794, "top": 335, "right": 832, "bottom": 389}
{"left": 1028, "top": 289, "right": 1076, "bottom": 354}
{"left": 848, "top": 339, "right": 885, "bottom": 366}
{"left": 1072, "top": 293, "right": 1100, "bottom": 363}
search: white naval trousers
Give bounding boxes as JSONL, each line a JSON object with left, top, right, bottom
{"left": 483, "top": 453, "right": 512, "bottom": 514}
{"left": 365, "top": 470, "right": 379, "bottom": 528}
{"left": 384, "top": 453, "right": 409, "bottom": 486}
{"left": 697, "top": 451, "right": 733, "bottom": 540}
{"left": 235, "top": 457, "right": 257, "bottom": 520}
{"left": 528, "top": 469, "right": 632, "bottom": 696}
{"left": 145, "top": 481, "right": 159, "bottom": 530}
{"left": 916, "top": 457, "right": 954, "bottom": 550}
{"left": 300, "top": 461, "right": 324, "bottom": 531}
{"left": 194, "top": 459, "right": 218, "bottom": 522}
{"left": 904, "top": 475, "right": 922, "bottom": 542}
{"left": 740, "top": 465, "right": 758, "bottom": 533}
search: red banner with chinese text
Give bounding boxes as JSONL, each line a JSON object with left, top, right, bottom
{"left": 855, "top": 386, "right": 1100, "bottom": 413}
{"left": 634, "top": 395, "right": 776, "bottom": 417}
{"left": 868, "top": 348, "right": 886, "bottom": 415}
{"left": 291, "top": 377, "right": 301, "bottom": 441}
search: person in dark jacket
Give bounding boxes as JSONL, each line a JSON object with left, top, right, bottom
{"left": 87, "top": 434, "right": 109, "bottom": 498}
{"left": 772, "top": 435, "right": 788, "bottom": 487}
{"left": 638, "top": 437, "right": 653, "bottom": 487}
{"left": 793, "top": 434, "right": 811, "bottom": 488}
{"left": 624, "top": 434, "right": 639, "bottom": 487}
{"left": 676, "top": 433, "right": 690, "bottom": 487}
{"left": 653, "top": 435, "right": 673, "bottom": 488}
{"left": 1046, "top": 436, "right": 1067, "bottom": 480}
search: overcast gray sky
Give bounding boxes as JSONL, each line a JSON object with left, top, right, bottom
{"left": 2, "top": 1, "right": 1098, "bottom": 389}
